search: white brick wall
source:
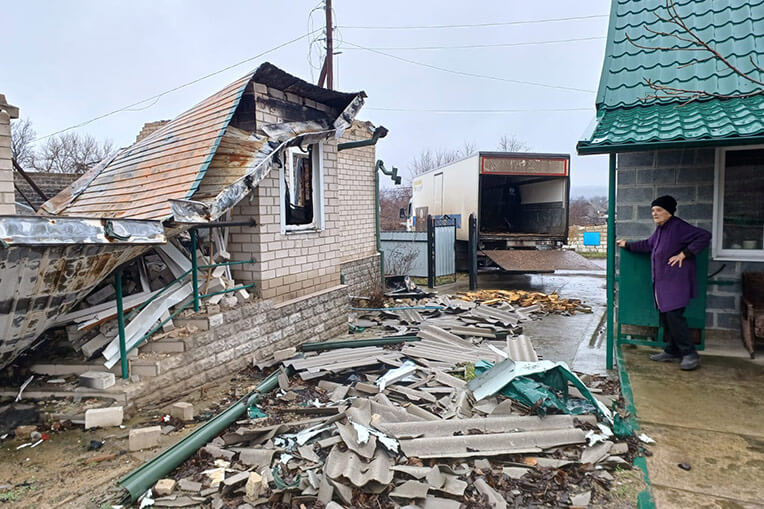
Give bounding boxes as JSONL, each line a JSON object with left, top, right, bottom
{"left": 0, "top": 101, "right": 17, "bottom": 215}
{"left": 228, "top": 86, "right": 378, "bottom": 302}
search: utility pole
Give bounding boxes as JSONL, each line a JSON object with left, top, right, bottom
{"left": 325, "top": 0, "right": 333, "bottom": 90}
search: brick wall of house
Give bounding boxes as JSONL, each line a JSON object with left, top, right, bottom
{"left": 0, "top": 95, "right": 18, "bottom": 215}
{"left": 227, "top": 83, "right": 379, "bottom": 303}
{"left": 14, "top": 172, "right": 80, "bottom": 212}
{"left": 616, "top": 148, "right": 763, "bottom": 331}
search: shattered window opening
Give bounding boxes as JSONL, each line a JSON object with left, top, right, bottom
{"left": 282, "top": 143, "right": 323, "bottom": 231}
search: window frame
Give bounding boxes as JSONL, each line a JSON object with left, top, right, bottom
{"left": 712, "top": 144, "right": 764, "bottom": 262}
{"left": 279, "top": 142, "right": 325, "bottom": 234}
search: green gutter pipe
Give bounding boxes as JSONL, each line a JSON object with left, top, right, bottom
{"left": 606, "top": 153, "right": 616, "bottom": 369}
{"left": 337, "top": 126, "right": 389, "bottom": 151}
{"left": 300, "top": 335, "right": 421, "bottom": 352}
{"left": 577, "top": 133, "right": 764, "bottom": 155}
{"left": 118, "top": 368, "right": 285, "bottom": 503}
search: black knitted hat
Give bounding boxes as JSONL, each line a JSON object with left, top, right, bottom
{"left": 651, "top": 195, "right": 677, "bottom": 215}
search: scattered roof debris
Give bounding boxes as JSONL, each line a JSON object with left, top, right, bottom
{"left": 114, "top": 289, "right": 637, "bottom": 508}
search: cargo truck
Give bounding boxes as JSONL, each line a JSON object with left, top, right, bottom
{"left": 405, "top": 151, "right": 595, "bottom": 272}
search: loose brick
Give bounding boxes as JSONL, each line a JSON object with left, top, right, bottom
{"left": 170, "top": 402, "right": 194, "bottom": 421}
{"left": 154, "top": 479, "right": 176, "bottom": 496}
{"left": 129, "top": 426, "right": 162, "bottom": 451}
{"left": 85, "top": 406, "right": 123, "bottom": 429}
{"left": 79, "top": 371, "right": 115, "bottom": 390}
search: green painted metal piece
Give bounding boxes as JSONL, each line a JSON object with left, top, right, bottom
{"left": 300, "top": 335, "right": 420, "bottom": 352}
{"left": 579, "top": 95, "right": 764, "bottom": 153}
{"left": 579, "top": 0, "right": 764, "bottom": 153}
{"left": 617, "top": 248, "right": 709, "bottom": 350}
{"left": 191, "top": 229, "right": 200, "bottom": 313}
{"left": 119, "top": 368, "right": 284, "bottom": 503}
{"left": 115, "top": 270, "right": 129, "bottom": 380}
{"left": 596, "top": 0, "right": 764, "bottom": 110}
{"left": 606, "top": 154, "right": 616, "bottom": 369}
{"left": 615, "top": 343, "right": 656, "bottom": 509}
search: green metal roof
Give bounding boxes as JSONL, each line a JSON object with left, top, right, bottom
{"left": 579, "top": 0, "right": 764, "bottom": 153}
{"left": 579, "top": 94, "right": 764, "bottom": 153}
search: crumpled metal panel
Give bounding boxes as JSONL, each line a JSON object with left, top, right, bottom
{"left": 0, "top": 216, "right": 165, "bottom": 245}
{"left": 0, "top": 243, "right": 147, "bottom": 369}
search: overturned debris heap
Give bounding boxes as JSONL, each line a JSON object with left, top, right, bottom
{"left": 121, "top": 295, "right": 636, "bottom": 508}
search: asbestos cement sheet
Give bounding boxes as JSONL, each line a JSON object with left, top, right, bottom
{"left": 399, "top": 428, "right": 587, "bottom": 458}
{"left": 482, "top": 249, "right": 601, "bottom": 272}
{"left": 376, "top": 414, "right": 593, "bottom": 439}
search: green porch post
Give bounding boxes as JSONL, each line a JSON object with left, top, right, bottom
{"left": 606, "top": 153, "right": 616, "bottom": 369}
{"left": 190, "top": 228, "right": 200, "bottom": 312}
{"left": 115, "top": 270, "right": 129, "bottom": 379}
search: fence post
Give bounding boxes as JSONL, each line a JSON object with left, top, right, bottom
{"left": 469, "top": 213, "right": 478, "bottom": 290}
{"left": 115, "top": 270, "right": 129, "bottom": 380}
{"left": 190, "top": 228, "right": 200, "bottom": 312}
{"left": 427, "top": 215, "right": 435, "bottom": 288}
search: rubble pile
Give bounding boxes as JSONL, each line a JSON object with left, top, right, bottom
{"left": 140, "top": 293, "right": 636, "bottom": 508}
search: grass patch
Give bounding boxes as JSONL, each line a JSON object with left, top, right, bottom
{"left": 0, "top": 483, "right": 35, "bottom": 502}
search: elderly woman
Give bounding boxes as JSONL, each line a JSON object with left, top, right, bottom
{"left": 616, "top": 195, "right": 711, "bottom": 370}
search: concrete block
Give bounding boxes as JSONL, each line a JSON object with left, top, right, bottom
{"left": 81, "top": 334, "right": 110, "bottom": 358}
{"left": 245, "top": 472, "right": 266, "bottom": 500}
{"left": 129, "top": 359, "right": 161, "bottom": 377}
{"left": 85, "top": 406, "right": 123, "bottom": 429}
{"left": 272, "top": 347, "right": 296, "bottom": 361}
{"left": 140, "top": 340, "right": 185, "bottom": 353}
{"left": 208, "top": 313, "right": 224, "bottom": 328}
{"left": 129, "top": 425, "right": 162, "bottom": 451}
{"left": 79, "top": 371, "right": 116, "bottom": 390}
{"left": 154, "top": 478, "right": 176, "bottom": 496}
{"left": 170, "top": 401, "right": 194, "bottom": 421}
{"left": 15, "top": 425, "right": 37, "bottom": 439}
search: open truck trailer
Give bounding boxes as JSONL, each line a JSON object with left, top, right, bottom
{"left": 408, "top": 152, "right": 597, "bottom": 272}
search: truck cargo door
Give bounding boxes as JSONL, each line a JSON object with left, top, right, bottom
{"left": 482, "top": 249, "right": 601, "bottom": 272}
{"left": 433, "top": 172, "right": 443, "bottom": 215}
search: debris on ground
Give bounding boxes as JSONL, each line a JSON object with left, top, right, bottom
{"left": 128, "top": 291, "right": 637, "bottom": 508}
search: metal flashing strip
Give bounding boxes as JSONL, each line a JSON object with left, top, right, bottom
{"left": 0, "top": 216, "right": 165, "bottom": 245}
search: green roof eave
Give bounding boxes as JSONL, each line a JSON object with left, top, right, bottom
{"left": 577, "top": 134, "right": 764, "bottom": 155}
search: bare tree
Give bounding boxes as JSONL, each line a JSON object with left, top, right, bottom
{"left": 379, "top": 186, "right": 412, "bottom": 231}
{"left": 497, "top": 134, "right": 530, "bottom": 152}
{"left": 627, "top": 0, "right": 764, "bottom": 104}
{"left": 569, "top": 196, "right": 607, "bottom": 226}
{"left": 407, "top": 141, "right": 477, "bottom": 182}
{"left": 10, "top": 118, "right": 36, "bottom": 169}
{"left": 34, "top": 132, "right": 115, "bottom": 174}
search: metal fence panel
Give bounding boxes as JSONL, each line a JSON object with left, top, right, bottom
{"left": 434, "top": 217, "right": 456, "bottom": 277}
{"left": 380, "top": 231, "right": 428, "bottom": 277}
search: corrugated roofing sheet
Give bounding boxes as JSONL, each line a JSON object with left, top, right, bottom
{"left": 597, "top": 0, "right": 764, "bottom": 109}
{"left": 581, "top": 94, "right": 764, "bottom": 150}
{"left": 41, "top": 62, "right": 363, "bottom": 221}
{"left": 580, "top": 0, "right": 764, "bottom": 152}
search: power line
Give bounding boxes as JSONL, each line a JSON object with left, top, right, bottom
{"left": 367, "top": 106, "right": 591, "bottom": 113}
{"left": 341, "top": 36, "right": 605, "bottom": 51}
{"left": 342, "top": 40, "right": 596, "bottom": 94}
{"left": 34, "top": 29, "right": 322, "bottom": 143}
{"left": 338, "top": 14, "right": 608, "bottom": 30}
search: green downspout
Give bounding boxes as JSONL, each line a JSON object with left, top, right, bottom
{"left": 337, "top": 126, "right": 397, "bottom": 286}
{"left": 606, "top": 153, "right": 616, "bottom": 369}
{"left": 118, "top": 368, "right": 285, "bottom": 503}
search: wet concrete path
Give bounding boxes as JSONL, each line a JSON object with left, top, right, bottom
{"left": 624, "top": 345, "right": 764, "bottom": 508}
{"left": 437, "top": 265, "right": 608, "bottom": 375}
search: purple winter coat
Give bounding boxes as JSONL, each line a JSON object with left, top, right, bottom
{"left": 626, "top": 216, "right": 711, "bottom": 312}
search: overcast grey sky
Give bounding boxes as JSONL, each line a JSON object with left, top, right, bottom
{"left": 3, "top": 0, "right": 611, "bottom": 195}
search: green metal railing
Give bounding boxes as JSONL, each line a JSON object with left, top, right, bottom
{"left": 114, "top": 222, "right": 256, "bottom": 379}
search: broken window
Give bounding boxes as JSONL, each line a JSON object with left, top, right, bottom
{"left": 281, "top": 143, "right": 323, "bottom": 231}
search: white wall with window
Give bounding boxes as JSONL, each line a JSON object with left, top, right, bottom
{"left": 279, "top": 142, "right": 325, "bottom": 233}
{"left": 713, "top": 146, "right": 764, "bottom": 262}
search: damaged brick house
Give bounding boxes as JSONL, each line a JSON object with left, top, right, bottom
{"left": 0, "top": 63, "right": 383, "bottom": 403}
